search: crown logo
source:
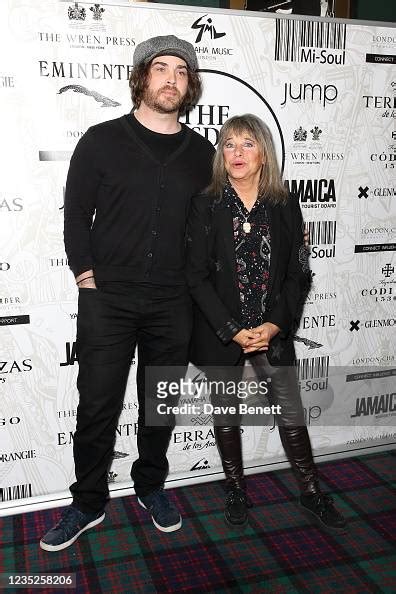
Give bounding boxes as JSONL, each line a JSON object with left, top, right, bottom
{"left": 294, "top": 127, "right": 307, "bottom": 141}
{"left": 68, "top": 3, "right": 86, "bottom": 20}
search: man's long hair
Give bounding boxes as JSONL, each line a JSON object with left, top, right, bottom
{"left": 209, "top": 114, "right": 288, "bottom": 205}
{"left": 129, "top": 60, "right": 202, "bottom": 115}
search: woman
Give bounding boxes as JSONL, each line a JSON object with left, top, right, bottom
{"left": 187, "top": 114, "right": 346, "bottom": 532}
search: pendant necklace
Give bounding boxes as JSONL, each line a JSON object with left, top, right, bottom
{"left": 235, "top": 200, "right": 252, "bottom": 234}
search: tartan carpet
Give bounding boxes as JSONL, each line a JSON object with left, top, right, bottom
{"left": 0, "top": 450, "right": 395, "bottom": 593}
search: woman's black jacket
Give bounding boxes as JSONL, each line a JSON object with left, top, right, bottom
{"left": 186, "top": 192, "right": 311, "bottom": 367}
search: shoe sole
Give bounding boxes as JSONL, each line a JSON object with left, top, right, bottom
{"left": 299, "top": 504, "right": 347, "bottom": 534}
{"left": 137, "top": 498, "right": 182, "bottom": 533}
{"left": 39, "top": 513, "right": 105, "bottom": 552}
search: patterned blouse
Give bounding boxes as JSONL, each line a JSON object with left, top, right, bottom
{"left": 223, "top": 182, "right": 271, "bottom": 328}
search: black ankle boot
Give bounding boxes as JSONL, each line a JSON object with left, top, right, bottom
{"left": 224, "top": 488, "right": 249, "bottom": 526}
{"left": 300, "top": 492, "right": 347, "bottom": 533}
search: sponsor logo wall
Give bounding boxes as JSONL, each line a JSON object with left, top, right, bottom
{"left": 0, "top": 1, "right": 394, "bottom": 513}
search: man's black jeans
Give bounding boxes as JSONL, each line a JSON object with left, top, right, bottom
{"left": 70, "top": 282, "right": 192, "bottom": 514}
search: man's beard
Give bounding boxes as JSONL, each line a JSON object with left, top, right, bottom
{"left": 142, "top": 85, "right": 185, "bottom": 114}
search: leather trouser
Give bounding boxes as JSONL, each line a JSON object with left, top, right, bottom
{"left": 211, "top": 353, "right": 320, "bottom": 495}
{"left": 214, "top": 426, "right": 245, "bottom": 491}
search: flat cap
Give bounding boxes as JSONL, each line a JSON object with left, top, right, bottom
{"left": 133, "top": 35, "right": 198, "bottom": 71}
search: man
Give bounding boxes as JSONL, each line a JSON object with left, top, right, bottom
{"left": 40, "top": 35, "right": 215, "bottom": 551}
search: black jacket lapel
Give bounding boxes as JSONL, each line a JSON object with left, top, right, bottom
{"left": 265, "top": 202, "right": 279, "bottom": 302}
{"left": 212, "top": 202, "right": 238, "bottom": 288}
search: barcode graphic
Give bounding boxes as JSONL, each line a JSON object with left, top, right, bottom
{"left": 297, "top": 356, "right": 329, "bottom": 381}
{"left": 306, "top": 220, "right": 336, "bottom": 245}
{"left": 275, "top": 20, "right": 346, "bottom": 62}
{"left": 0, "top": 483, "right": 32, "bottom": 502}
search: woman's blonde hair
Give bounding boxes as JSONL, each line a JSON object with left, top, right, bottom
{"left": 208, "top": 114, "right": 288, "bottom": 205}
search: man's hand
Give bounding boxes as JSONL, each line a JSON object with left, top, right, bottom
{"left": 76, "top": 270, "right": 97, "bottom": 289}
{"left": 242, "top": 322, "right": 280, "bottom": 353}
{"left": 232, "top": 328, "right": 261, "bottom": 349}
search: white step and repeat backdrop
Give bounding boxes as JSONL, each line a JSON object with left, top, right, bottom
{"left": 0, "top": 0, "right": 395, "bottom": 514}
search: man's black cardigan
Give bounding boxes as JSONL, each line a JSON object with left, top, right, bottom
{"left": 64, "top": 115, "right": 215, "bottom": 285}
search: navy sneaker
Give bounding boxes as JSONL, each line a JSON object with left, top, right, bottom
{"left": 138, "top": 488, "right": 182, "bottom": 532}
{"left": 40, "top": 506, "right": 105, "bottom": 551}
{"left": 300, "top": 493, "right": 346, "bottom": 533}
